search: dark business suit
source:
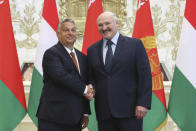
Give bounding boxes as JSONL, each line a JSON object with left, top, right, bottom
{"left": 87, "top": 34, "right": 152, "bottom": 131}
{"left": 36, "top": 42, "right": 90, "bottom": 131}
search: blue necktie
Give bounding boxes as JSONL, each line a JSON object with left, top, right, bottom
{"left": 105, "top": 40, "right": 113, "bottom": 72}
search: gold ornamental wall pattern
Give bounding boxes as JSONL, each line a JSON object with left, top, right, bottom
{"left": 59, "top": 0, "right": 127, "bottom": 37}
{"left": 10, "top": 0, "right": 185, "bottom": 75}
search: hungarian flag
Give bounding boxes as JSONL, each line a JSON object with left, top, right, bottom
{"left": 0, "top": 0, "right": 27, "bottom": 130}
{"left": 132, "top": 0, "right": 167, "bottom": 130}
{"left": 168, "top": 0, "right": 196, "bottom": 130}
{"left": 82, "top": 0, "right": 103, "bottom": 130}
{"left": 28, "top": 0, "right": 58, "bottom": 125}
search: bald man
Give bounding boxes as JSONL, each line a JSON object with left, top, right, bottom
{"left": 87, "top": 12, "right": 152, "bottom": 131}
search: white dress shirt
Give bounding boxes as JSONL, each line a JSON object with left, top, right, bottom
{"left": 102, "top": 32, "right": 120, "bottom": 64}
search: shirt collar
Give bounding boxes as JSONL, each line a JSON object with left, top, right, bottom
{"left": 103, "top": 32, "right": 120, "bottom": 47}
{"left": 63, "top": 45, "right": 76, "bottom": 54}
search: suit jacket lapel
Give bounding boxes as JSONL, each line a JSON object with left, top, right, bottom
{"left": 111, "top": 34, "right": 125, "bottom": 71}
{"left": 57, "top": 42, "right": 70, "bottom": 59}
{"left": 57, "top": 42, "right": 81, "bottom": 76}
{"left": 97, "top": 39, "right": 106, "bottom": 72}
{"left": 75, "top": 49, "right": 83, "bottom": 76}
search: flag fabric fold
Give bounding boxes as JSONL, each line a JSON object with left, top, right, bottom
{"left": 82, "top": 0, "right": 103, "bottom": 55}
{"left": 132, "top": 0, "right": 167, "bottom": 130}
{"left": 82, "top": 0, "right": 103, "bottom": 130}
{"left": 0, "top": 0, "right": 27, "bottom": 130}
{"left": 168, "top": 0, "right": 196, "bottom": 130}
{"left": 28, "top": 0, "right": 58, "bottom": 126}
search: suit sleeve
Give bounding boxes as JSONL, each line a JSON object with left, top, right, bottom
{"left": 82, "top": 98, "right": 91, "bottom": 114}
{"left": 87, "top": 48, "right": 96, "bottom": 90}
{"left": 135, "top": 40, "right": 152, "bottom": 109}
{"left": 42, "top": 49, "right": 85, "bottom": 96}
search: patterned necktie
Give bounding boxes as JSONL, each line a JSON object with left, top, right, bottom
{"left": 105, "top": 40, "right": 113, "bottom": 72}
{"left": 70, "top": 52, "right": 79, "bottom": 72}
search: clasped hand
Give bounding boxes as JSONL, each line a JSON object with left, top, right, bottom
{"left": 84, "top": 84, "right": 95, "bottom": 101}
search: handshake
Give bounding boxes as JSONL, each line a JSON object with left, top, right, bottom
{"left": 84, "top": 84, "right": 95, "bottom": 101}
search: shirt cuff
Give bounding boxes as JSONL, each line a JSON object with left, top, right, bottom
{"left": 83, "top": 86, "right": 88, "bottom": 94}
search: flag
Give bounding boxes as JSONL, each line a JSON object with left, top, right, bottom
{"left": 132, "top": 0, "right": 167, "bottom": 130}
{"left": 168, "top": 0, "right": 196, "bottom": 130}
{"left": 0, "top": 0, "right": 27, "bottom": 130}
{"left": 27, "top": 0, "right": 58, "bottom": 125}
{"left": 82, "top": 0, "right": 103, "bottom": 55}
{"left": 82, "top": 0, "right": 103, "bottom": 130}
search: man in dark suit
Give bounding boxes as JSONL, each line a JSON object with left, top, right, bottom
{"left": 36, "top": 18, "right": 94, "bottom": 131}
{"left": 87, "top": 12, "right": 152, "bottom": 131}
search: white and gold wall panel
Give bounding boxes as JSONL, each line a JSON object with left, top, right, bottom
{"left": 11, "top": 0, "right": 186, "bottom": 77}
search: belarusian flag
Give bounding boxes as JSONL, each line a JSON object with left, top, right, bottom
{"left": 0, "top": 0, "right": 27, "bottom": 130}
{"left": 168, "top": 0, "right": 196, "bottom": 130}
{"left": 82, "top": 0, "right": 103, "bottom": 55}
{"left": 132, "top": 0, "right": 167, "bottom": 130}
{"left": 28, "top": 0, "right": 58, "bottom": 125}
{"left": 82, "top": 0, "right": 103, "bottom": 130}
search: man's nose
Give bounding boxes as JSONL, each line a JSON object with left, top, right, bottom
{"left": 102, "top": 24, "right": 107, "bottom": 30}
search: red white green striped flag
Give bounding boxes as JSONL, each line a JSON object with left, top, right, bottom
{"left": 132, "top": 0, "right": 167, "bottom": 130}
{"left": 82, "top": 0, "right": 103, "bottom": 130}
{"left": 28, "top": 0, "right": 58, "bottom": 125}
{"left": 168, "top": 0, "right": 196, "bottom": 130}
{"left": 0, "top": 0, "right": 27, "bottom": 130}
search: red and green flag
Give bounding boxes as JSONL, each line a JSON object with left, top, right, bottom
{"left": 82, "top": 0, "right": 103, "bottom": 130}
{"left": 132, "top": 0, "right": 167, "bottom": 130}
{"left": 28, "top": 0, "right": 59, "bottom": 126}
{"left": 168, "top": 0, "right": 196, "bottom": 130}
{"left": 0, "top": 0, "right": 27, "bottom": 130}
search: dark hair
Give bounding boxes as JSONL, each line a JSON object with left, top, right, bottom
{"left": 57, "top": 18, "right": 76, "bottom": 32}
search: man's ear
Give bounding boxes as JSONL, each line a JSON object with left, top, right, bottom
{"left": 116, "top": 20, "right": 119, "bottom": 26}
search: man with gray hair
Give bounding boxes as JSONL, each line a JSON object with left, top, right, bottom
{"left": 87, "top": 12, "right": 152, "bottom": 131}
{"left": 36, "top": 18, "right": 94, "bottom": 131}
